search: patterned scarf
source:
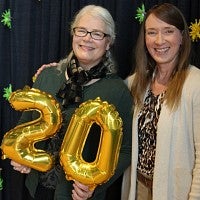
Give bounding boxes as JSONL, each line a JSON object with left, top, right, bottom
{"left": 56, "top": 56, "right": 111, "bottom": 107}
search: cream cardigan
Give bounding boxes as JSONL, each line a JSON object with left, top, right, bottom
{"left": 121, "top": 65, "right": 200, "bottom": 200}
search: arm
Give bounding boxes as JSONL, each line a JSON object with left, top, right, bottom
{"left": 189, "top": 85, "right": 200, "bottom": 199}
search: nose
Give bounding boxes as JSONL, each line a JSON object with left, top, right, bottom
{"left": 83, "top": 32, "right": 93, "bottom": 40}
{"left": 155, "top": 32, "right": 165, "bottom": 44}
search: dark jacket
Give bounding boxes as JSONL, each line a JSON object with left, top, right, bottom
{"left": 19, "top": 67, "right": 132, "bottom": 200}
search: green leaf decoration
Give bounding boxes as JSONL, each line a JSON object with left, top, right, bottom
{"left": 1, "top": 9, "right": 11, "bottom": 29}
{"left": 0, "top": 169, "right": 3, "bottom": 191}
{"left": 0, "top": 177, "right": 3, "bottom": 191}
{"left": 135, "top": 4, "right": 146, "bottom": 24}
{"left": 3, "top": 84, "right": 12, "bottom": 101}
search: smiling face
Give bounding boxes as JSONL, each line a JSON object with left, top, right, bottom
{"left": 145, "top": 14, "right": 183, "bottom": 68}
{"left": 72, "top": 14, "right": 111, "bottom": 70}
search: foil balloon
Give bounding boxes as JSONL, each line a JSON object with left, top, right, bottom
{"left": 1, "top": 86, "right": 62, "bottom": 172}
{"left": 60, "top": 97, "right": 123, "bottom": 190}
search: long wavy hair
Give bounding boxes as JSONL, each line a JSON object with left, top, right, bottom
{"left": 131, "top": 3, "right": 191, "bottom": 110}
{"left": 57, "top": 5, "right": 116, "bottom": 74}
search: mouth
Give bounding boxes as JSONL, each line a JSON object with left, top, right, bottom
{"left": 79, "top": 44, "right": 94, "bottom": 51}
{"left": 154, "top": 47, "right": 169, "bottom": 54}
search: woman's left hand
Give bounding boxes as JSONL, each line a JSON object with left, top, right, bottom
{"left": 72, "top": 181, "right": 94, "bottom": 200}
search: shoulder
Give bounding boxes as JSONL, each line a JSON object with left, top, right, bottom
{"left": 185, "top": 65, "right": 200, "bottom": 88}
{"left": 87, "top": 75, "right": 132, "bottom": 102}
{"left": 188, "top": 65, "right": 200, "bottom": 78}
{"left": 182, "top": 65, "right": 200, "bottom": 99}
{"left": 34, "top": 67, "right": 65, "bottom": 84}
{"left": 124, "top": 74, "right": 135, "bottom": 90}
{"left": 103, "top": 74, "right": 130, "bottom": 90}
{"left": 39, "top": 67, "right": 64, "bottom": 78}
{"left": 33, "top": 67, "right": 65, "bottom": 96}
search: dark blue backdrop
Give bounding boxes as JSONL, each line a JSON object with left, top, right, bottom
{"left": 0, "top": 0, "right": 199, "bottom": 199}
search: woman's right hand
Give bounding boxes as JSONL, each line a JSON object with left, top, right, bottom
{"left": 10, "top": 160, "right": 31, "bottom": 174}
{"left": 72, "top": 181, "right": 94, "bottom": 200}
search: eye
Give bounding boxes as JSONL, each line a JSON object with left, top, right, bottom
{"left": 164, "top": 28, "right": 175, "bottom": 35}
{"left": 92, "top": 31, "right": 104, "bottom": 37}
{"left": 146, "top": 30, "right": 157, "bottom": 36}
{"left": 77, "top": 28, "right": 86, "bottom": 34}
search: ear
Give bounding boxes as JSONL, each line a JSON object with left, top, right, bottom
{"left": 106, "top": 41, "right": 112, "bottom": 50}
{"left": 105, "top": 37, "right": 112, "bottom": 50}
{"left": 106, "top": 44, "right": 110, "bottom": 51}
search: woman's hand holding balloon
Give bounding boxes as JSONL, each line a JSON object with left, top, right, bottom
{"left": 72, "top": 181, "right": 94, "bottom": 200}
{"left": 11, "top": 160, "right": 31, "bottom": 174}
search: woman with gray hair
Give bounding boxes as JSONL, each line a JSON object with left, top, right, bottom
{"left": 11, "top": 5, "right": 132, "bottom": 200}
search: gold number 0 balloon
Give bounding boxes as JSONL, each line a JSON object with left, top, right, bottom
{"left": 60, "top": 97, "right": 123, "bottom": 190}
{"left": 1, "top": 86, "right": 62, "bottom": 172}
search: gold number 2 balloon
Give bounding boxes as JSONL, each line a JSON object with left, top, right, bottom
{"left": 1, "top": 86, "right": 62, "bottom": 172}
{"left": 60, "top": 97, "right": 123, "bottom": 190}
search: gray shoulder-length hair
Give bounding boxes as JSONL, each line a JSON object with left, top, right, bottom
{"left": 57, "top": 5, "right": 117, "bottom": 73}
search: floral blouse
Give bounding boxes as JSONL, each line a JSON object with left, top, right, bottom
{"left": 137, "top": 89, "right": 165, "bottom": 178}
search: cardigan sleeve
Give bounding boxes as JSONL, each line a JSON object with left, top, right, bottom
{"left": 187, "top": 66, "right": 200, "bottom": 199}
{"left": 189, "top": 80, "right": 200, "bottom": 199}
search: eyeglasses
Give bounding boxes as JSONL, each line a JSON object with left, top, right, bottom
{"left": 73, "top": 27, "right": 110, "bottom": 40}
